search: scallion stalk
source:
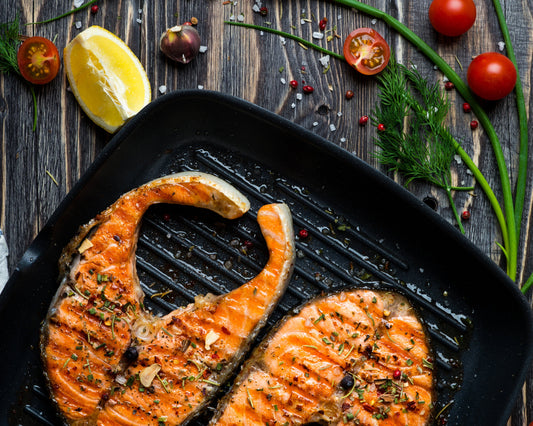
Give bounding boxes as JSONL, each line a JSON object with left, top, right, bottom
{"left": 332, "top": 0, "right": 517, "bottom": 280}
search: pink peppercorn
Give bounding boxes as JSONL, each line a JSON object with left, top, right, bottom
{"left": 359, "top": 115, "right": 369, "bottom": 126}
{"left": 444, "top": 81, "right": 454, "bottom": 90}
{"left": 289, "top": 80, "right": 298, "bottom": 89}
{"left": 91, "top": 4, "right": 99, "bottom": 13}
{"left": 302, "top": 85, "right": 314, "bottom": 94}
{"left": 298, "top": 229, "right": 309, "bottom": 238}
{"left": 462, "top": 102, "right": 471, "bottom": 113}
{"left": 377, "top": 123, "right": 386, "bottom": 132}
{"left": 470, "top": 120, "right": 479, "bottom": 130}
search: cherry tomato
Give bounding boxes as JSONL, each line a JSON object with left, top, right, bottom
{"left": 467, "top": 52, "right": 517, "bottom": 101}
{"left": 429, "top": 0, "right": 476, "bottom": 37}
{"left": 17, "top": 36, "right": 60, "bottom": 85}
{"left": 343, "top": 28, "right": 390, "bottom": 75}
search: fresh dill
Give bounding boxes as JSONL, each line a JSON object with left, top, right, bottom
{"left": 0, "top": 14, "right": 21, "bottom": 75}
{"left": 372, "top": 57, "right": 473, "bottom": 233}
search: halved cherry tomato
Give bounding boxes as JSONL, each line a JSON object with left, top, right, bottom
{"left": 467, "top": 52, "right": 516, "bottom": 101}
{"left": 17, "top": 36, "right": 60, "bottom": 85}
{"left": 343, "top": 28, "right": 390, "bottom": 75}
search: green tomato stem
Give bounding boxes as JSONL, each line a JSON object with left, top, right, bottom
{"left": 332, "top": 0, "right": 517, "bottom": 280}
{"left": 30, "top": 85, "right": 37, "bottom": 132}
{"left": 444, "top": 177, "right": 465, "bottom": 235}
{"left": 491, "top": 0, "right": 528, "bottom": 242}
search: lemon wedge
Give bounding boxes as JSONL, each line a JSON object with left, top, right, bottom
{"left": 64, "top": 26, "right": 151, "bottom": 133}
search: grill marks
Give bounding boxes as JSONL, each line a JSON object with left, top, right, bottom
{"left": 211, "top": 290, "right": 434, "bottom": 426}
{"left": 41, "top": 172, "right": 295, "bottom": 425}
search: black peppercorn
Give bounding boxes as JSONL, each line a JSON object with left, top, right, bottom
{"left": 124, "top": 346, "right": 139, "bottom": 362}
{"left": 340, "top": 374, "right": 354, "bottom": 390}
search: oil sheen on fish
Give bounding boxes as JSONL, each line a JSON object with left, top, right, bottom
{"left": 40, "top": 172, "right": 295, "bottom": 425}
{"left": 210, "top": 289, "right": 434, "bottom": 426}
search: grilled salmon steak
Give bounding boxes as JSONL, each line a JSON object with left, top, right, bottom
{"left": 210, "top": 289, "right": 434, "bottom": 425}
{"left": 40, "top": 172, "right": 295, "bottom": 425}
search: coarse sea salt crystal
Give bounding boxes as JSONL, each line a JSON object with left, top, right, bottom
{"left": 199, "top": 46, "right": 208, "bottom": 53}
{"left": 280, "top": 78, "right": 286, "bottom": 85}
{"left": 291, "top": 103, "right": 296, "bottom": 109}
{"left": 158, "top": 85, "right": 167, "bottom": 94}
{"left": 75, "top": 21, "right": 82, "bottom": 29}
{"left": 280, "top": 36, "right": 286, "bottom": 45}
{"left": 136, "top": 18, "right": 142, "bottom": 24}
{"left": 329, "top": 124, "right": 336, "bottom": 132}
{"left": 454, "top": 154, "right": 462, "bottom": 164}
{"left": 371, "top": 18, "right": 377, "bottom": 25}
{"left": 498, "top": 41, "right": 505, "bottom": 51}
{"left": 337, "top": 111, "right": 342, "bottom": 117}
{"left": 73, "top": 0, "right": 84, "bottom": 7}
{"left": 312, "top": 32, "right": 324, "bottom": 40}
{"left": 229, "top": 14, "right": 235, "bottom": 21}
{"left": 198, "top": 85, "right": 204, "bottom": 90}
{"left": 296, "top": 93, "right": 303, "bottom": 101}
{"left": 312, "top": 122, "right": 319, "bottom": 127}
{"left": 319, "top": 55, "right": 330, "bottom": 67}
{"left": 238, "top": 14, "right": 245, "bottom": 22}
{"left": 340, "top": 137, "right": 346, "bottom": 143}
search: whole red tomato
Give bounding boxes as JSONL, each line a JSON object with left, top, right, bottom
{"left": 17, "top": 36, "right": 60, "bottom": 85}
{"left": 429, "top": 0, "right": 476, "bottom": 37}
{"left": 467, "top": 52, "right": 517, "bottom": 101}
{"left": 343, "top": 28, "right": 390, "bottom": 75}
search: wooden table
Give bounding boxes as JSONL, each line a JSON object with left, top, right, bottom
{"left": 1, "top": 0, "right": 531, "bottom": 424}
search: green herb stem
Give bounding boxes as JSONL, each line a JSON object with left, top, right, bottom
{"left": 521, "top": 273, "right": 533, "bottom": 294}
{"left": 225, "top": 21, "right": 345, "bottom": 61}
{"left": 332, "top": 0, "right": 517, "bottom": 279}
{"left": 491, "top": 0, "right": 528, "bottom": 240}
{"left": 30, "top": 86, "right": 37, "bottom": 132}
{"left": 444, "top": 177, "right": 465, "bottom": 234}
{"left": 27, "top": 0, "right": 99, "bottom": 25}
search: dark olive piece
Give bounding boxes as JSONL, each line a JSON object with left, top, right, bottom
{"left": 339, "top": 374, "right": 354, "bottom": 390}
{"left": 124, "top": 346, "right": 139, "bottom": 362}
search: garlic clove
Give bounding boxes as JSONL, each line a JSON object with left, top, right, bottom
{"left": 139, "top": 363, "right": 161, "bottom": 387}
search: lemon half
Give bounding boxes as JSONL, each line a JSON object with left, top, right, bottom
{"left": 64, "top": 26, "right": 151, "bottom": 133}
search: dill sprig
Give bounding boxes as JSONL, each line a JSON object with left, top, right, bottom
{"left": 372, "top": 58, "right": 473, "bottom": 233}
{"left": 0, "top": 14, "right": 21, "bottom": 75}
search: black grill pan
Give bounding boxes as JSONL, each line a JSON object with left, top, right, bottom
{"left": 0, "top": 90, "right": 531, "bottom": 425}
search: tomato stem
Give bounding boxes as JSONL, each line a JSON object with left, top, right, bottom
{"left": 332, "top": 0, "right": 517, "bottom": 280}
{"left": 30, "top": 85, "right": 37, "bottom": 132}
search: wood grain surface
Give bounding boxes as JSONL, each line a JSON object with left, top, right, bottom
{"left": 1, "top": 0, "right": 532, "bottom": 424}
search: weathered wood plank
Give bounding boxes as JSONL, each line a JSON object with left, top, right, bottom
{"left": 1, "top": 0, "right": 532, "bottom": 423}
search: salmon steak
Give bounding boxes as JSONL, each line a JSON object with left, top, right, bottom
{"left": 40, "top": 172, "right": 295, "bottom": 425}
{"left": 210, "top": 289, "right": 434, "bottom": 425}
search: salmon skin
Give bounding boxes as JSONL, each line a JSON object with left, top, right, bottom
{"left": 40, "top": 172, "right": 295, "bottom": 425}
{"left": 210, "top": 289, "right": 434, "bottom": 426}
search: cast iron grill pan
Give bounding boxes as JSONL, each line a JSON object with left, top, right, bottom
{"left": 0, "top": 91, "right": 531, "bottom": 426}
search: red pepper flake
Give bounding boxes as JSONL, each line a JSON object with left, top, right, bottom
{"left": 289, "top": 80, "right": 298, "bottom": 89}
{"left": 183, "top": 21, "right": 193, "bottom": 26}
{"left": 444, "top": 81, "right": 454, "bottom": 91}
{"left": 359, "top": 115, "right": 369, "bottom": 126}
{"left": 319, "top": 17, "right": 328, "bottom": 31}
{"left": 298, "top": 229, "right": 309, "bottom": 238}
{"left": 461, "top": 210, "right": 471, "bottom": 220}
{"left": 470, "top": 120, "right": 479, "bottom": 130}
{"left": 462, "top": 102, "right": 471, "bottom": 113}
{"left": 377, "top": 123, "right": 386, "bottom": 132}
{"left": 243, "top": 240, "right": 253, "bottom": 249}
{"left": 162, "top": 213, "right": 171, "bottom": 222}
{"left": 91, "top": 4, "right": 99, "bottom": 13}
{"left": 345, "top": 90, "right": 354, "bottom": 100}
{"left": 302, "top": 85, "right": 314, "bottom": 94}
{"left": 362, "top": 403, "right": 376, "bottom": 413}
{"left": 221, "top": 326, "right": 231, "bottom": 335}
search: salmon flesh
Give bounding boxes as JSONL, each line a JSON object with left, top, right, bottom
{"left": 210, "top": 289, "right": 434, "bottom": 426}
{"left": 40, "top": 172, "right": 295, "bottom": 425}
